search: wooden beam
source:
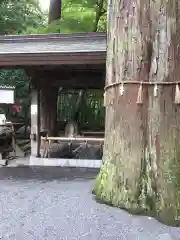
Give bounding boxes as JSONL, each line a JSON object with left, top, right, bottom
{"left": 82, "top": 131, "right": 104, "bottom": 135}
{"left": 36, "top": 69, "right": 104, "bottom": 78}
{"left": 0, "top": 32, "right": 106, "bottom": 41}
{"left": 44, "top": 79, "right": 104, "bottom": 89}
{"left": 0, "top": 52, "right": 106, "bottom": 67}
{"left": 28, "top": 63, "right": 105, "bottom": 71}
{"left": 41, "top": 136, "right": 104, "bottom": 142}
{"left": 32, "top": 69, "right": 105, "bottom": 89}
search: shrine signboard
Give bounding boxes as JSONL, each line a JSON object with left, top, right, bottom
{"left": 0, "top": 86, "right": 15, "bottom": 104}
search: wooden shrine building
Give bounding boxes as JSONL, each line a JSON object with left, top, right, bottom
{"left": 0, "top": 32, "right": 106, "bottom": 163}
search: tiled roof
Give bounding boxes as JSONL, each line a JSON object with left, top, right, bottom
{"left": 0, "top": 32, "right": 106, "bottom": 55}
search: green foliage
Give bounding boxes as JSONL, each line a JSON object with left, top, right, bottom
{"left": 0, "top": 69, "right": 29, "bottom": 99}
{"left": 0, "top": 0, "right": 45, "bottom": 34}
{"left": 25, "top": 0, "right": 107, "bottom": 34}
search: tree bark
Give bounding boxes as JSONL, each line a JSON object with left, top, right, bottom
{"left": 94, "top": 0, "right": 180, "bottom": 226}
{"left": 48, "top": 0, "right": 61, "bottom": 24}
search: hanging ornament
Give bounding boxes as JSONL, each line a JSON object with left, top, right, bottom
{"left": 119, "top": 82, "right": 124, "bottom": 96}
{"left": 110, "top": 96, "right": 113, "bottom": 105}
{"left": 103, "top": 92, "right": 107, "bottom": 106}
{"left": 154, "top": 84, "right": 158, "bottom": 97}
{"left": 110, "top": 87, "right": 116, "bottom": 105}
{"left": 174, "top": 83, "right": 180, "bottom": 104}
{"left": 110, "top": 88, "right": 115, "bottom": 105}
{"left": 136, "top": 82, "right": 143, "bottom": 104}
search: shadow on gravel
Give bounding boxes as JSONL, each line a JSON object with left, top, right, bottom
{"left": 0, "top": 166, "right": 99, "bottom": 181}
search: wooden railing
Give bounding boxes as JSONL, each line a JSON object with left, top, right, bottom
{"left": 41, "top": 136, "right": 104, "bottom": 158}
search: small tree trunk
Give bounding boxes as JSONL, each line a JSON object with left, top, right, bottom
{"left": 94, "top": 0, "right": 180, "bottom": 226}
{"left": 43, "top": 0, "right": 61, "bottom": 136}
{"left": 48, "top": 0, "right": 61, "bottom": 24}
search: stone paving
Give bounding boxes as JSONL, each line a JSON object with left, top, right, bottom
{"left": 0, "top": 167, "right": 179, "bottom": 240}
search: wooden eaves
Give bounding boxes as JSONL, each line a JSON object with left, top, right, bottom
{"left": 0, "top": 32, "right": 107, "bottom": 67}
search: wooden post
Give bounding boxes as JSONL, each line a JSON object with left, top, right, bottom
{"left": 30, "top": 85, "right": 40, "bottom": 157}
{"left": 11, "top": 124, "right": 16, "bottom": 158}
{"left": 40, "top": 83, "right": 58, "bottom": 137}
{"left": 36, "top": 86, "right": 41, "bottom": 158}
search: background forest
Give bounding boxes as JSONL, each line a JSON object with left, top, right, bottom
{"left": 0, "top": 0, "right": 107, "bottom": 130}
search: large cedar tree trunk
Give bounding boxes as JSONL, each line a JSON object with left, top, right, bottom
{"left": 94, "top": 0, "right": 180, "bottom": 226}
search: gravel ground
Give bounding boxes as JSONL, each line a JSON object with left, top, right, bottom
{"left": 0, "top": 167, "right": 180, "bottom": 240}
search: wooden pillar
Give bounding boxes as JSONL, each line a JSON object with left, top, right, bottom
{"left": 30, "top": 83, "right": 41, "bottom": 158}
{"left": 40, "top": 84, "right": 58, "bottom": 137}
{"left": 37, "top": 87, "right": 41, "bottom": 157}
{"left": 31, "top": 89, "right": 37, "bottom": 156}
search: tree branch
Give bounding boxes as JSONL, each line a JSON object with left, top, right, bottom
{"left": 93, "top": 0, "right": 105, "bottom": 32}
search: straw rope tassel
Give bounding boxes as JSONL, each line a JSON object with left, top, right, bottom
{"left": 175, "top": 83, "right": 180, "bottom": 104}
{"left": 119, "top": 82, "right": 124, "bottom": 96}
{"left": 110, "top": 88, "right": 115, "bottom": 105}
{"left": 136, "top": 83, "right": 143, "bottom": 104}
{"left": 103, "top": 92, "right": 107, "bottom": 106}
{"left": 154, "top": 84, "right": 158, "bottom": 97}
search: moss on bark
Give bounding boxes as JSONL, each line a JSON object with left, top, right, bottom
{"left": 94, "top": 132, "right": 180, "bottom": 226}
{"left": 94, "top": 124, "right": 155, "bottom": 214}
